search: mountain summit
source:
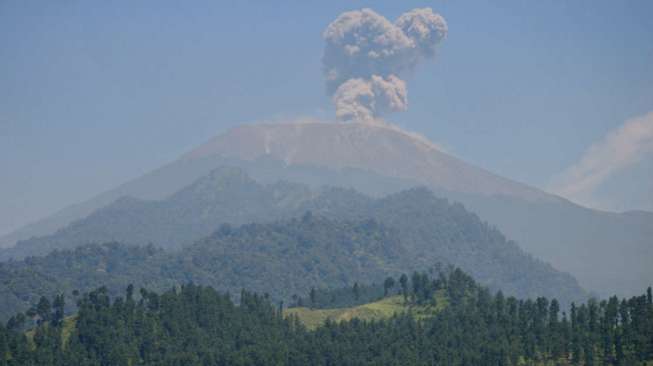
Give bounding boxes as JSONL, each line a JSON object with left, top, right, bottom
{"left": 184, "top": 122, "right": 556, "bottom": 202}
{"left": 181, "top": 121, "right": 652, "bottom": 298}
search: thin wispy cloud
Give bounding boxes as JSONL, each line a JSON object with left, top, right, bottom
{"left": 550, "top": 111, "right": 653, "bottom": 209}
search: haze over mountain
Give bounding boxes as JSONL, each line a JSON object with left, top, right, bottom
{"left": 186, "top": 122, "right": 653, "bottom": 298}
{"left": 184, "top": 122, "right": 550, "bottom": 201}
{"left": 2, "top": 121, "right": 650, "bottom": 299}
{"left": 0, "top": 166, "right": 586, "bottom": 315}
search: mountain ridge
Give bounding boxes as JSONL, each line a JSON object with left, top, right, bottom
{"left": 1, "top": 121, "right": 650, "bottom": 297}
{"left": 0, "top": 167, "right": 586, "bottom": 312}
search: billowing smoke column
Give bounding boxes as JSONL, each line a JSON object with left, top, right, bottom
{"left": 323, "top": 8, "right": 447, "bottom": 123}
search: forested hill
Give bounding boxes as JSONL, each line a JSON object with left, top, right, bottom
{"left": 3, "top": 125, "right": 652, "bottom": 298}
{"left": 0, "top": 169, "right": 587, "bottom": 319}
{"left": 0, "top": 216, "right": 405, "bottom": 321}
{"left": 1, "top": 216, "right": 583, "bottom": 321}
{"left": 2, "top": 268, "right": 652, "bottom": 366}
{"left": 0, "top": 167, "right": 315, "bottom": 259}
{"left": 308, "top": 187, "right": 584, "bottom": 302}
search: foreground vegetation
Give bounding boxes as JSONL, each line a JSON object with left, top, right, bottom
{"left": 1, "top": 268, "right": 651, "bottom": 366}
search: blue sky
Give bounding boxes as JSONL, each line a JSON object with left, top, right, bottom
{"left": 1, "top": 0, "right": 652, "bottom": 235}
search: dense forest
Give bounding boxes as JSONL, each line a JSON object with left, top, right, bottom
{"left": 1, "top": 268, "right": 651, "bottom": 366}
{"left": 0, "top": 215, "right": 404, "bottom": 321}
{"left": 0, "top": 168, "right": 585, "bottom": 319}
{"left": 0, "top": 204, "right": 585, "bottom": 321}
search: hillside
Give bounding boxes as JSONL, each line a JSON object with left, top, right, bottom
{"left": 182, "top": 122, "right": 653, "bottom": 298}
{"left": 183, "top": 122, "right": 552, "bottom": 200}
{"left": 0, "top": 204, "right": 585, "bottom": 320}
{"left": 0, "top": 167, "right": 314, "bottom": 258}
{"left": 0, "top": 169, "right": 586, "bottom": 311}
{"left": 1, "top": 122, "right": 650, "bottom": 298}
{"left": 0, "top": 215, "right": 406, "bottom": 320}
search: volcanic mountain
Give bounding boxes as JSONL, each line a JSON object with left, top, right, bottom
{"left": 183, "top": 122, "right": 553, "bottom": 201}
{"left": 2, "top": 121, "right": 651, "bottom": 297}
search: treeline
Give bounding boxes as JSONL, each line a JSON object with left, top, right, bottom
{"left": 293, "top": 268, "right": 450, "bottom": 309}
{"left": 1, "top": 269, "right": 652, "bottom": 365}
{"left": 292, "top": 282, "right": 385, "bottom": 309}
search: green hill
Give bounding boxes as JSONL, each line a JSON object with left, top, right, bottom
{"left": 0, "top": 168, "right": 586, "bottom": 312}
{"left": 0, "top": 214, "right": 405, "bottom": 321}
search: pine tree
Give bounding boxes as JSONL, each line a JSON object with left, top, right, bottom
{"left": 52, "top": 294, "right": 65, "bottom": 327}
{"left": 310, "top": 287, "right": 316, "bottom": 308}
{"left": 36, "top": 296, "right": 52, "bottom": 324}
{"left": 383, "top": 277, "right": 395, "bottom": 297}
{"left": 548, "top": 298, "right": 562, "bottom": 359}
{"left": 571, "top": 303, "right": 581, "bottom": 365}
{"left": 0, "top": 326, "right": 8, "bottom": 366}
{"left": 399, "top": 274, "right": 408, "bottom": 302}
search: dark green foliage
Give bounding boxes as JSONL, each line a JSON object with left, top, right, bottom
{"left": 383, "top": 276, "right": 395, "bottom": 297}
{"left": 1, "top": 168, "right": 586, "bottom": 308}
{"left": 35, "top": 297, "right": 51, "bottom": 324}
{"left": 293, "top": 269, "right": 446, "bottom": 310}
{"left": 0, "top": 216, "right": 404, "bottom": 321}
{"left": 345, "top": 188, "right": 585, "bottom": 304}
{"left": 2, "top": 269, "right": 652, "bottom": 366}
{"left": 400, "top": 273, "right": 409, "bottom": 301}
{"left": 309, "top": 287, "right": 316, "bottom": 308}
{"left": 0, "top": 243, "right": 164, "bottom": 321}
{"left": 176, "top": 215, "right": 405, "bottom": 301}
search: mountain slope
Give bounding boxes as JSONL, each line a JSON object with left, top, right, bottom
{"left": 0, "top": 215, "right": 406, "bottom": 320}
{"left": 0, "top": 169, "right": 586, "bottom": 313}
{"left": 0, "top": 122, "right": 549, "bottom": 247}
{"left": 2, "top": 121, "right": 649, "bottom": 297}
{"left": 0, "top": 175, "right": 586, "bottom": 318}
{"left": 0, "top": 167, "right": 314, "bottom": 257}
{"left": 181, "top": 122, "right": 653, "bottom": 297}
{"left": 184, "top": 122, "right": 554, "bottom": 201}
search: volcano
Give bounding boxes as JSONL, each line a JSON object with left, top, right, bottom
{"left": 183, "top": 122, "right": 556, "bottom": 202}
{"left": 2, "top": 121, "right": 651, "bottom": 297}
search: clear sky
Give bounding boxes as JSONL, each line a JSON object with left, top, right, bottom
{"left": 1, "top": 1, "right": 652, "bottom": 235}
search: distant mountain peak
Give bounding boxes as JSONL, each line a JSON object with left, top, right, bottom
{"left": 184, "top": 121, "right": 555, "bottom": 203}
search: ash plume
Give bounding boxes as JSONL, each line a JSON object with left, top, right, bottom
{"left": 323, "top": 7, "right": 447, "bottom": 122}
{"left": 333, "top": 75, "right": 407, "bottom": 122}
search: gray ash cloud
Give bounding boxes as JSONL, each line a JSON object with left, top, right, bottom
{"left": 323, "top": 8, "right": 447, "bottom": 123}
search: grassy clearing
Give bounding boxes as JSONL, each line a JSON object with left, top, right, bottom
{"left": 285, "top": 290, "right": 447, "bottom": 330}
